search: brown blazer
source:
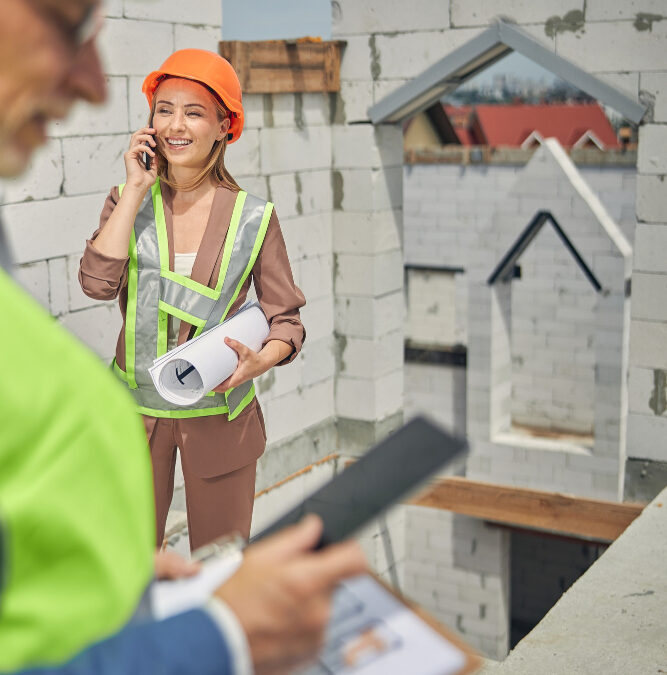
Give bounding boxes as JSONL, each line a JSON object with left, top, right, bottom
{"left": 79, "top": 183, "right": 306, "bottom": 477}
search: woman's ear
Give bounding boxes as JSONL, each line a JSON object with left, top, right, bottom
{"left": 217, "top": 117, "right": 231, "bottom": 142}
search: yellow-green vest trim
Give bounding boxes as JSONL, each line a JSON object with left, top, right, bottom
{"left": 114, "top": 180, "right": 273, "bottom": 420}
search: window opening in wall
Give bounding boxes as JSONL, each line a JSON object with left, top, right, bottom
{"left": 487, "top": 210, "right": 603, "bottom": 445}
{"left": 510, "top": 529, "right": 607, "bottom": 647}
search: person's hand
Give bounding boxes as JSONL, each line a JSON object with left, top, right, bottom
{"left": 154, "top": 550, "right": 201, "bottom": 580}
{"left": 212, "top": 337, "right": 268, "bottom": 394}
{"left": 123, "top": 126, "right": 158, "bottom": 193}
{"left": 215, "top": 515, "right": 367, "bottom": 675}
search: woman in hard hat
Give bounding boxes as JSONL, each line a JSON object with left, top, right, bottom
{"left": 79, "top": 49, "right": 305, "bottom": 551}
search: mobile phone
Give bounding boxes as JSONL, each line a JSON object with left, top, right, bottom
{"left": 250, "top": 416, "right": 468, "bottom": 549}
{"left": 144, "top": 114, "right": 154, "bottom": 171}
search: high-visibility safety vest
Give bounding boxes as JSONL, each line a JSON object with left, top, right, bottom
{"left": 0, "top": 266, "right": 155, "bottom": 670}
{"left": 113, "top": 179, "right": 273, "bottom": 420}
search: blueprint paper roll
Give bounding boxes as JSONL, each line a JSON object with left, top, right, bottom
{"left": 149, "top": 303, "right": 270, "bottom": 406}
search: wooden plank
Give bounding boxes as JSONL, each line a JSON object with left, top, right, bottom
{"left": 411, "top": 477, "right": 644, "bottom": 542}
{"left": 219, "top": 40, "right": 344, "bottom": 94}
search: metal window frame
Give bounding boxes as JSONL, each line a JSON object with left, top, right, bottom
{"left": 487, "top": 210, "right": 603, "bottom": 293}
{"left": 368, "top": 19, "right": 645, "bottom": 126}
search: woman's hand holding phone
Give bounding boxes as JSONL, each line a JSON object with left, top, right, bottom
{"left": 123, "top": 126, "right": 158, "bottom": 193}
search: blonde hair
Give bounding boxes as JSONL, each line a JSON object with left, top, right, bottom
{"left": 149, "top": 77, "right": 240, "bottom": 193}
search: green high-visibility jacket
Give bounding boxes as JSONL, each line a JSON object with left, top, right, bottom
{"left": 0, "top": 266, "right": 155, "bottom": 671}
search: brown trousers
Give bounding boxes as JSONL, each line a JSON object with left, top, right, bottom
{"left": 143, "top": 402, "right": 266, "bottom": 551}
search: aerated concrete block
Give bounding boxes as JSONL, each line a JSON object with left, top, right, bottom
{"left": 338, "top": 81, "right": 374, "bottom": 123}
{"left": 49, "top": 257, "right": 69, "bottom": 316}
{"left": 626, "top": 413, "right": 667, "bottom": 462}
{"left": 641, "top": 72, "right": 667, "bottom": 123}
{"left": 373, "top": 30, "right": 468, "bottom": 81}
{"left": 334, "top": 291, "right": 404, "bottom": 339}
{"left": 636, "top": 175, "right": 667, "bottom": 224}
{"left": 300, "top": 295, "right": 334, "bottom": 342}
{"left": 333, "top": 0, "right": 450, "bottom": 35}
{"left": 62, "top": 134, "right": 128, "bottom": 196}
{"left": 4, "top": 193, "right": 107, "bottom": 264}
{"left": 629, "top": 320, "right": 667, "bottom": 370}
{"left": 638, "top": 125, "right": 667, "bottom": 175}
{"left": 264, "top": 379, "right": 333, "bottom": 445}
{"left": 99, "top": 19, "right": 174, "bottom": 76}
{"left": 336, "top": 167, "right": 403, "bottom": 213}
{"left": 556, "top": 20, "right": 667, "bottom": 73}
{"left": 452, "top": 0, "right": 581, "bottom": 26}
{"left": 260, "top": 126, "right": 331, "bottom": 174}
{"left": 333, "top": 209, "right": 402, "bottom": 255}
{"left": 339, "top": 330, "right": 403, "bottom": 380}
{"left": 335, "top": 368, "right": 403, "bottom": 421}
{"left": 14, "top": 262, "right": 49, "bottom": 310}
{"left": 334, "top": 249, "right": 403, "bottom": 297}
{"left": 219, "top": 129, "right": 259, "bottom": 178}
{"left": 631, "top": 273, "right": 667, "bottom": 322}
{"left": 59, "top": 304, "right": 122, "bottom": 360}
{"left": 124, "top": 0, "right": 221, "bottom": 25}
{"left": 51, "top": 77, "right": 130, "bottom": 137}
{"left": 3, "top": 139, "right": 63, "bottom": 204}
{"left": 586, "top": 0, "right": 667, "bottom": 21}
{"left": 174, "top": 24, "right": 221, "bottom": 53}
{"left": 333, "top": 125, "right": 402, "bottom": 170}
{"left": 337, "top": 35, "right": 373, "bottom": 81}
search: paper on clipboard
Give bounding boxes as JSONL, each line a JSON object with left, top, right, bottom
{"left": 149, "top": 301, "right": 269, "bottom": 406}
{"left": 298, "top": 574, "right": 479, "bottom": 675}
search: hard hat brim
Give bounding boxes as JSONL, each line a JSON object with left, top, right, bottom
{"left": 142, "top": 62, "right": 244, "bottom": 143}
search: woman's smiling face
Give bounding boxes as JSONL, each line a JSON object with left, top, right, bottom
{"left": 152, "top": 77, "right": 229, "bottom": 171}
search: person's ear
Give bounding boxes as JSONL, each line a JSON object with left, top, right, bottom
{"left": 217, "top": 117, "right": 231, "bottom": 142}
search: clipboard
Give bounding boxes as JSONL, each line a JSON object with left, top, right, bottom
{"left": 251, "top": 416, "right": 469, "bottom": 548}
{"left": 297, "top": 572, "right": 481, "bottom": 675}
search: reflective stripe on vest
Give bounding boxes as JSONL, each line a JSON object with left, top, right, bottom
{"left": 117, "top": 179, "right": 273, "bottom": 420}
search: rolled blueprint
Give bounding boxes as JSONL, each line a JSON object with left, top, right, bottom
{"left": 149, "top": 302, "right": 269, "bottom": 406}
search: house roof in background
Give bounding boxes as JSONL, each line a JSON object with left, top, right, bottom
{"left": 468, "top": 103, "right": 620, "bottom": 149}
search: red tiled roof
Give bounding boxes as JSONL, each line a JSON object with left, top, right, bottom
{"left": 444, "top": 103, "right": 620, "bottom": 149}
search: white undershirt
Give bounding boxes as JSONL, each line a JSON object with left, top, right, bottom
{"left": 167, "top": 252, "right": 197, "bottom": 352}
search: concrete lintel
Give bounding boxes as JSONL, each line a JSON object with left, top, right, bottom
{"left": 336, "top": 411, "right": 405, "bottom": 458}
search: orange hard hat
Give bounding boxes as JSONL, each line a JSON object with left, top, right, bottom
{"left": 142, "top": 49, "right": 244, "bottom": 143}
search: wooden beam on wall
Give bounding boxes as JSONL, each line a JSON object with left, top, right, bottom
{"left": 411, "top": 477, "right": 644, "bottom": 542}
{"left": 219, "top": 40, "right": 345, "bottom": 94}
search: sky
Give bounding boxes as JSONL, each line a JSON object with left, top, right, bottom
{"left": 468, "top": 52, "right": 560, "bottom": 87}
{"left": 222, "top": 0, "right": 332, "bottom": 41}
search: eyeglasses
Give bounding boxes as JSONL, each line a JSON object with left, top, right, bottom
{"left": 73, "top": 2, "right": 103, "bottom": 48}
{"left": 27, "top": 0, "right": 103, "bottom": 52}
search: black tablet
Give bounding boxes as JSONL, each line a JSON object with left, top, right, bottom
{"left": 250, "top": 416, "right": 468, "bottom": 548}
